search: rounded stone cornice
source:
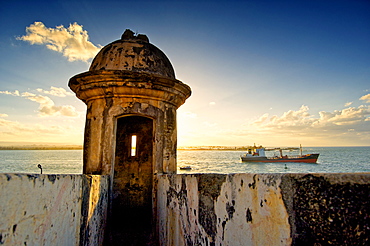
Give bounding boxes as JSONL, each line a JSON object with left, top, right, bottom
{"left": 68, "top": 70, "right": 191, "bottom": 108}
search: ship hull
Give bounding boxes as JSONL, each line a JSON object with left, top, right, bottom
{"left": 241, "top": 154, "right": 319, "bottom": 163}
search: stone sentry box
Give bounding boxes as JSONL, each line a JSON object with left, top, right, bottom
{"left": 69, "top": 29, "right": 191, "bottom": 245}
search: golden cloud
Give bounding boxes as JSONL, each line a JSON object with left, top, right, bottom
{"left": 17, "top": 22, "right": 101, "bottom": 62}
{"left": 360, "top": 93, "right": 370, "bottom": 103}
{"left": 1, "top": 89, "right": 79, "bottom": 117}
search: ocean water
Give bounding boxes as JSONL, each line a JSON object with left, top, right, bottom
{"left": 177, "top": 147, "right": 370, "bottom": 174}
{"left": 0, "top": 150, "right": 83, "bottom": 174}
{"left": 0, "top": 147, "right": 369, "bottom": 174}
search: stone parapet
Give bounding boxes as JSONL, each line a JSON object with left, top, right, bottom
{"left": 0, "top": 174, "right": 109, "bottom": 246}
{"left": 157, "top": 173, "right": 370, "bottom": 245}
{"left": 1, "top": 172, "right": 369, "bottom": 245}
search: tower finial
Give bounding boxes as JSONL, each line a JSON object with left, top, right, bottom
{"left": 121, "top": 29, "right": 134, "bottom": 40}
{"left": 121, "top": 29, "right": 149, "bottom": 42}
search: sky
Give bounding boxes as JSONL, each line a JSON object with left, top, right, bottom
{"left": 0, "top": 0, "right": 369, "bottom": 147}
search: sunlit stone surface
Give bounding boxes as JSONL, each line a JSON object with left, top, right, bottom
{"left": 69, "top": 29, "right": 191, "bottom": 245}
{"left": 0, "top": 174, "right": 109, "bottom": 246}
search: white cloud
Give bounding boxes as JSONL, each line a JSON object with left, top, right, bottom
{"left": 20, "top": 93, "right": 79, "bottom": 117}
{"left": 344, "top": 102, "right": 353, "bottom": 107}
{"left": 36, "top": 86, "right": 73, "bottom": 97}
{"left": 252, "top": 104, "right": 370, "bottom": 134}
{"left": 0, "top": 89, "right": 79, "bottom": 117}
{"left": 22, "top": 92, "right": 52, "bottom": 104}
{"left": 253, "top": 105, "right": 314, "bottom": 128}
{"left": 360, "top": 93, "right": 370, "bottom": 103}
{"left": 209, "top": 102, "right": 216, "bottom": 106}
{"left": 320, "top": 106, "right": 370, "bottom": 126}
{"left": 251, "top": 94, "right": 370, "bottom": 134}
{"left": 39, "top": 104, "right": 78, "bottom": 117}
{"left": 17, "top": 21, "right": 101, "bottom": 62}
{"left": 0, "top": 90, "right": 20, "bottom": 96}
{"left": 253, "top": 113, "right": 269, "bottom": 124}
{"left": 0, "top": 114, "right": 8, "bottom": 117}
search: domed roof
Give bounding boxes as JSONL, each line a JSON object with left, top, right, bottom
{"left": 89, "top": 29, "right": 175, "bottom": 79}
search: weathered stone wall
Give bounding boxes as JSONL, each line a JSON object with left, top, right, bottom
{"left": 158, "top": 173, "right": 370, "bottom": 245}
{"left": 0, "top": 174, "right": 109, "bottom": 246}
{"left": 2, "top": 172, "right": 368, "bottom": 245}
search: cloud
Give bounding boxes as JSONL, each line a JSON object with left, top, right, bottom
{"left": 0, "top": 117, "right": 83, "bottom": 143}
{"left": 253, "top": 105, "right": 314, "bottom": 128}
{"left": 253, "top": 113, "right": 269, "bottom": 124}
{"left": 318, "top": 105, "right": 370, "bottom": 126}
{"left": 209, "top": 102, "right": 216, "bottom": 106}
{"left": 20, "top": 92, "right": 79, "bottom": 117}
{"left": 0, "top": 90, "right": 20, "bottom": 96}
{"left": 17, "top": 21, "right": 101, "bottom": 62}
{"left": 0, "top": 89, "right": 79, "bottom": 117}
{"left": 36, "top": 86, "right": 73, "bottom": 97}
{"left": 0, "top": 118, "right": 54, "bottom": 133}
{"left": 0, "top": 114, "right": 8, "bottom": 117}
{"left": 360, "top": 93, "right": 370, "bottom": 103}
{"left": 344, "top": 102, "right": 353, "bottom": 107}
{"left": 252, "top": 104, "right": 370, "bottom": 135}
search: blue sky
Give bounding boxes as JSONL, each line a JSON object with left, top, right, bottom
{"left": 0, "top": 0, "right": 369, "bottom": 147}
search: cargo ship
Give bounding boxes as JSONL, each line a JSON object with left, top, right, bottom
{"left": 240, "top": 145, "right": 319, "bottom": 163}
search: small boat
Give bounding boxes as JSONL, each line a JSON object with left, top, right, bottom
{"left": 240, "top": 145, "right": 319, "bottom": 163}
{"left": 179, "top": 166, "right": 192, "bottom": 170}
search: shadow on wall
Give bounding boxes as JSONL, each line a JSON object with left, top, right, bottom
{"left": 80, "top": 175, "right": 110, "bottom": 246}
